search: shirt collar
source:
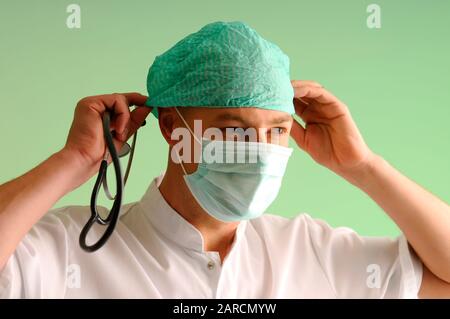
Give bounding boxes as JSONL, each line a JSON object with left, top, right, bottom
{"left": 138, "top": 173, "right": 248, "bottom": 252}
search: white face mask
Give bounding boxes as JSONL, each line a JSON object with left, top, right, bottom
{"left": 175, "top": 108, "right": 293, "bottom": 222}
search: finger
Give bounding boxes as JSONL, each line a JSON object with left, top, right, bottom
{"left": 111, "top": 94, "right": 132, "bottom": 135}
{"left": 291, "top": 80, "right": 323, "bottom": 88}
{"left": 128, "top": 106, "right": 152, "bottom": 136}
{"left": 121, "top": 92, "right": 148, "bottom": 107}
{"left": 93, "top": 93, "right": 147, "bottom": 134}
{"left": 113, "top": 93, "right": 148, "bottom": 134}
{"left": 294, "top": 86, "right": 340, "bottom": 105}
{"left": 118, "top": 106, "right": 152, "bottom": 142}
{"left": 293, "top": 96, "right": 323, "bottom": 125}
{"left": 86, "top": 94, "right": 130, "bottom": 134}
{"left": 290, "top": 119, "right": 306, "bottom": 150}
{"left": 293, "top": 96, "right": 311, "bottom": 117}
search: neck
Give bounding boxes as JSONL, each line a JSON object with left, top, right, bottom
{"left": 158, "top": 161, "right": 239, "bottom": 263}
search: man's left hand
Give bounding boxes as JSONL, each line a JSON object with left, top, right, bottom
{"left": 290, "top": 80, "right": 375, "bottom": 180}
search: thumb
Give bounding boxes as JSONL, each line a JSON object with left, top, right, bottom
{"left": 291, "top": 119, "right": 306, "bottom": 150}
{"left": 118, "top": 106, "right": 152, "bottom": 142}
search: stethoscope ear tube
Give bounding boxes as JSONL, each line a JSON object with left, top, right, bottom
{"left": 79, "top": 111, "right": 125, "bottom": 252}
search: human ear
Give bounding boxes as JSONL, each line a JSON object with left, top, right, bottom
{"left": 158, "top": 108, "right": 179, "bottom": 146}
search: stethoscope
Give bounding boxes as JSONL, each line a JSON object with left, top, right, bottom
{"left": 79, "top": 109, "right": 145, "bottom": 252}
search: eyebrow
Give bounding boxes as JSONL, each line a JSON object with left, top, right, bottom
{"left": 214, "top": 112, "right": 292, "bottom": 126}
{"left": 214, "top": 113, "right": 247, "bottom": 124}
{"left": 270, "top": 114, "right": 292, "bottom": 125}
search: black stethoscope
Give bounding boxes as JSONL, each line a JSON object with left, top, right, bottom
{"left": 79, "top": 110, "right": 145, "bottom": 252}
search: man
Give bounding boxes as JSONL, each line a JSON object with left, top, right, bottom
{"left": 0, "top": 21, "right": 449, "bottom": 298}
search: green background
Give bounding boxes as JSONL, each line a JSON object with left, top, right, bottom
{"left": 1, "top": 0, "right": 449, "bottom": 237}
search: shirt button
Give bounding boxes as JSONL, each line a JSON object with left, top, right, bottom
{"left": 207, "top": 260, "right": 215, "bottom": 270}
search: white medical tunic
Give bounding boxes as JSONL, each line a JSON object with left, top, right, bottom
{"left": 0, "top": 175, "right": 422, "bottom": 298}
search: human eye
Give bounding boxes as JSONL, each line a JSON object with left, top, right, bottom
{"left": 222, "top": 127, "right": 252, "bottom": 141}
{"left": 271, "top": 127, "right": 287, "bottom": 135}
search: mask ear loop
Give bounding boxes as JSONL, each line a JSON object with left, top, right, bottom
{"left": 175, "top": 148, "right": 188, "bottom": 176}
{"left": 174, "top": 107, "right": 202, "bottom": 145}
{"left": 174, "top": 107, "right": 201, "bottom": 175}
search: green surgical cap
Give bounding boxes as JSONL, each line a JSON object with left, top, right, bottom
{"left": 145, "top": 21, "right": 294, "bottom": 118}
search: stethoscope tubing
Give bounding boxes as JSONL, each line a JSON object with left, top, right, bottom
{"left": 79, "top": 111, "right": 141, "bottom": 252}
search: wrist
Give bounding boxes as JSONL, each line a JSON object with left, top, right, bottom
{"left": 338, "top": 151, "right": 387, "bottom": 190}
{"left": 53, "top": 148, "right": 97, "bottom": 192}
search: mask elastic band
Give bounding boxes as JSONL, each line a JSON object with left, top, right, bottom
{"left": 175, "top": 149, "right": 188, "bottom": 176}
{"left": 174, "top": 107, "right": 202, "bottom": 145}
{"left": 174, "top": 107, "right": 199, "bottom": 176}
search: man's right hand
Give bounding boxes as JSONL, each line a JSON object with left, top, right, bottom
{"left": 0, "top": 93, "right": 151, "bottom": 269}
{"left": 62, "top": 93, "right": 151, "bottom": 183}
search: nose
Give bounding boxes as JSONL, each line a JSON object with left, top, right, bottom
{"left": 260, "top": 128, "right": 284, "bottom": 145}
{"left": 257, "top": 128, "right": 268, "bottom": 143}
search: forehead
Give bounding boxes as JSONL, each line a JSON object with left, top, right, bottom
{"left": 180, "top": 107, "right": 293, "bottom": 126}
